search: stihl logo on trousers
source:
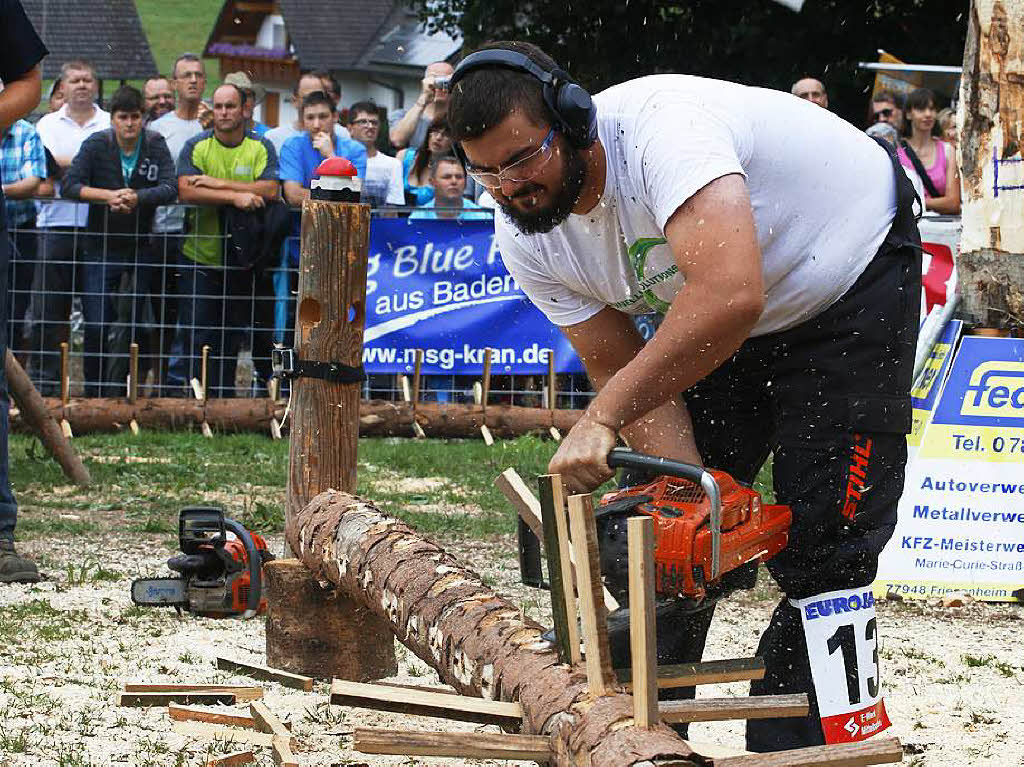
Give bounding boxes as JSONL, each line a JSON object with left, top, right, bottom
{"left": 842, "top": 434, "right": 872, "bottom": 521}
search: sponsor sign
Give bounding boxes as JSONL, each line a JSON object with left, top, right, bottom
{"left": 876, "top": 336, "right": 1024, "bottom": 602}
{"left": 791, "top": 586, "right": 891, "bottom": 744}
{"left": 363, "top": 218, "right": 583, "bottom": 375}
{"left": 908, "top": 320, "right": 962, "bottom": 452}
{"left": 917, "top": 217, "right": 959, "bottom": 314}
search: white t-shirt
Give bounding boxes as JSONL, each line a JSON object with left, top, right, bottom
{"left": 149, "top": 111, "right": 203, "bottom": 233}
{"left": 363, "top": 152, "right": 405, "bottom": 206}
{"left": 496, "top": 75, "right": 898, "bottom": 336}
{"left": 35, "top": 104, "right": 110, "bottom": 228}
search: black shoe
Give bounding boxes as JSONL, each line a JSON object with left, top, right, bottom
{"left": 0, "top": 539, "right": 41, "bottom": 583}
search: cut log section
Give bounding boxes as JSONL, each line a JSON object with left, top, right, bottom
{"left": 329, "top": 678, "right": 523, "bottom": 727}
{"left": 287, "top": 490, "right": 702, "bottom": 766}
{"left": 216, "top": 656, "right": 314, "bottom": 691}
{"left": 10, "top": 398, "right": 586, "bottom": 439}
{"left": 713, "top": 736, "right": 904, "bottom": 766}
{"left": 353, "top": 728, "right": 553, "bottom": 761}
{"left": 659, "top": 694, "right": 809, "bottom": 723}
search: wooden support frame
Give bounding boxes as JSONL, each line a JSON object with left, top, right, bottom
{"left": 353, "top": 728, "right": 553, "bottom": 761}
{"left": 215, "top": 656, "right": 314, "bottom": 692}
{"left": 713, "top": 736, "right": 904, "bottom": 766}
{"left": 567, "top": 492, "right": 616, "bottom": 696}
{"left": 329, "top": 679, "right": 523, "bottom": 727}
{"left": 538, "top": 473, "right": 580, "bottom": 665}
{"left": 617, "top": 656, "right": 766, "bottom": 690}
{"left": 659, "top": 693, "right": 808, "bottom": 724}
{"left": 628, "top": 516, "right": 658, "bottom": 728}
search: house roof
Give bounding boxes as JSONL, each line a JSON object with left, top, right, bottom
{"left": 22, "top": 0, "right": 158, "bottom": 81}
{"left": 205, "top": 0, "right": 460, "bottom": 75}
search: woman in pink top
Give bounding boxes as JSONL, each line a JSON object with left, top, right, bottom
{"left": 896, "top": 88, "right": 961, "bottom": 214}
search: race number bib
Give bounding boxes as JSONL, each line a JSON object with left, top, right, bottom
{"left": 790, "top": 586, "right": 891, "bottom": 744}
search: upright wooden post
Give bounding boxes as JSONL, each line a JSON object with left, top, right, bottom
{"left": 266, "top": 172, "right": 397, "bottom": 681}
{"left": 958, "top": 0, "right": 1024, "bottom": 329}
{"left": 628, "top": 516, "right": 658, "bottom": 728}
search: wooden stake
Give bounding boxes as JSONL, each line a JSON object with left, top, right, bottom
{"left": 481, "top": 347, "right": 492, "bottom": 410}
{"left": 538, "top": 474, "right": 577, "bottom": 665}
{"left": 480, "top": 423, "right": 494, "bottom": 445}
{"left": 658, "top": 693, "right": 808, "bottom": 723}
{"left": 713, "top": 736, "right": 904, "bottom": 766}
{"left": 268, "top": 375, "right": 280, "bottom": 402}
{"left": 472, "top": 380, "right": 482, "bottom": 405}
{"left": 547, "top": 349, "right": 557, "bottom": 413}
{"left": 60, "top": 341, "right": 69, "bottom": 405}
{"left": 399, "top": 374, "right": 411, "bottom": 402}
{"left": 216, "top": 656, "right": 314, "bottom": 691}
{"left": 354, "top": 728, "right": 553, "bottom": 761}
{"left": 412, "top": 348, "right": 423, "bottom": 409}
{"left": 618, "top": 656, "right": 766, "bottom": 690}
{"left": 495, "top": 468, "right": 619, "bottom": 611}
{"left": 190, "top": 377, "right": 203, "bottom": 400}
{"left": 330, "top": 678, "right": 523, "bottom": 726}
{"left": 249, "top": 701, "right": 292, "bottom": 741}
{"left": 200, "top": 345, "right": 210, "bottom": 401}
{"left": 168, "top": 703, "right": 257, "bottom": 729}
{"left": 628, "top": 516, "right": 658, "bottom": 728}
{"left": 271, "top": 736, "right": 298, "bottom": 767}
{"left": 170, "top": 721, "right": 274, "bottom": 747}
{"left": 269, "top": 418, "right": 282, "bottom": 439}
{"left": 128, "top": 342, "right": 139, "bottom": 403}
{"left": 567, "top": 493, "right": 615, "bottom": 696}
{"left": 205, "top": 751, "right": 255, "bottom": 767}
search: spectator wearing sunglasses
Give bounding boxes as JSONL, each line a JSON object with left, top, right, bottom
{"left": 869, "top": 90, "right": 904, "bottom": 133}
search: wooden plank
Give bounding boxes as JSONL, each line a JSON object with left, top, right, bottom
{"left": 330, "top": 679, "right": 522, "bottom": 726}
{"left": 412, "top": 349, "right": 423, "bottom": 409}
{"left": 480, "top": 423, "right": 494, "bottom": 445}
{"left": 272, "top": 735, "right": 299, "bottom": 767}
{"left": 119, "top": 692, "right": 236, "bottom": 707}
{"left": 618, "top": 656, "right": 766, "bottom": 690}
{"left": 249, "top": 701, "right": 292, "bottom": 738}
{"left": 201, "top": 345, "right": 210, "bottom": 401}
{"left": 659, "top": 694, "right": 808, "bottom": 724}
{"left": 550, "top": 475, "right": 581, "bottom": 665}
{"left": 205, "top": 750, "right": 254, "bottom": 767}
{"left": 123, "top": 684, "right": 263, "bottom": 702}
{"left": 60, "top": 341, "right": 69, "bottom": 405}
{"left": 567, "top": 493, "right": 616, "bottom": 696}
{"left": 481, "top": 347, "right": 492, "bottom": 412}
{"left": 216, "top": 656, "right": 314, "bottom": 692}
{"left": 399, "top": 374, "right": 411, "bottom": 402}
{"left": 547, "top": 350, "right": 556, "bottom": 414}
{"left": 496, "top": 468, "right": 544, "bottom": 541}
{"left": 538, "top": 473, "right": 577, "bottom": 665}
{"left": 713, "top": 736, "right": 904, "bottom": 766}
{"left": 128, "top": 342, "right": 139, "bottom": 403}
{"left": 354, "top": 728, "right": 553, "bottom": 761}
{"left": 168, "top": 703, "right": 256, "bottom": 728}
{"left": 171, "top": 721, "right": 275, "bottom": 747}
{"left": 628, "top": 516, "right": 658, "bottom": 728}
{"left": 370, "top": 680, "right": 456, "bottom": 696}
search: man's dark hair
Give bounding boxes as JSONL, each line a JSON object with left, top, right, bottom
{"left": 447, "top": 41, "right": 559, "bottom": 142}
{"left": 872, "top": 89, "right": 904, "bottom": 107}
{"left": 173, "top": 53, "right": 204, "bottom": 79}
{"left": 109, "top": 85, "right": 144, "bottom": 115}
{"left": 301, "top": 91, "right": 335, "bottom": 114}
{"left": 348, "top": 100, "right": 380, "bottom": 122}
{"left": 429, "top": 152, "right": 464, "bottom": 178}
{"left": 311, "top": 70, "right": 341, "bottom": 101}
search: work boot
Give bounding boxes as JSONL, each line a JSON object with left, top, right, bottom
{"left": 0, "top": 539, "right": 41, "bottom": 583}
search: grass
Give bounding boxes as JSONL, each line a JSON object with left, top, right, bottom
{"left": 135, "top": 0, "right": 223, "bottom": 87}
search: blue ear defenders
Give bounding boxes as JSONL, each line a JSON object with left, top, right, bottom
{"left": 449, "top": 49, "right": 598, "bottom": 150}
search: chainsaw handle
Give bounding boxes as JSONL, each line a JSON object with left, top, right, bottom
{"left": 223, "top": 518, "right": 261, "bottom": 619}
{"left": 606, "top": 448, "right": 723, "bottom": 580}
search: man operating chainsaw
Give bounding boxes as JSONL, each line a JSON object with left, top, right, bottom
{"left": 448, "top": 42, "right": 921, "bottom": 752}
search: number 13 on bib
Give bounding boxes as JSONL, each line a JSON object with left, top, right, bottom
{"left": 790, "top": 586, "right": 892, "bottom": 744}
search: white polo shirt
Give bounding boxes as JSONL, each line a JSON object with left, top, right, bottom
{"left": 35, "top": 103, "right": 110, "bottom": 228}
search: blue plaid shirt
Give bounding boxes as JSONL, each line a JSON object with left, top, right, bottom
{"left": 1, "top": 119, "right": 46, "bottom": 226}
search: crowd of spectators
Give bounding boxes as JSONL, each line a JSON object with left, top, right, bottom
{"left": 0, "top": 55, "right": 494, "bottom": 399}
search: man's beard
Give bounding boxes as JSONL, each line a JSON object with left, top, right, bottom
{"left": 498, "top": 147, "right": 587, "bottom": 235}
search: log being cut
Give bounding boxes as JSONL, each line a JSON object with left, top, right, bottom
{"left": 287, "top": 489, "right": 699, "bottom": 766}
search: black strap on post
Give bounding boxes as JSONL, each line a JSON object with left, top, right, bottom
{"left": 271, "top": 347, "right": 365, "bottom": 384}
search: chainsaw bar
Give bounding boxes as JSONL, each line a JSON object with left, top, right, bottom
{"left": 131, "top": 577, "right": 188, "bottom": 607}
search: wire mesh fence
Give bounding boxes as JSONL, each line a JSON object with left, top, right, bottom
{"left": 6, "top": 200, "right": 597, "bottom": 407}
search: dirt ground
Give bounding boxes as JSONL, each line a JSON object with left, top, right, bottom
{"left": 1, "top": 504, "right": 1022, "bottom": 765}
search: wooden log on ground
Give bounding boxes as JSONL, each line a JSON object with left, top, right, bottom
{"left": 5, "top": 351, "right": 90, "bottom": 485}
{"left": 958, "top": 0, "right": 1024, "bottom": 329}
{"left": 354, "top": 728, "right": 554, "bottom": 761}
{"left": 287, "top": 490, "right": 703, "bottom": 766}
{"left": 10, "top": 397, "right": 585, "bottom": 439}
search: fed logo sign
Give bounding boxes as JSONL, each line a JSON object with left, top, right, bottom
{"left": 961, "top": 361, "right": 1024, "bottom": 418}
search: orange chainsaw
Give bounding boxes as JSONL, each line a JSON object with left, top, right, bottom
{"left": 596, "top": 448, "right": 792, "bottom": 610}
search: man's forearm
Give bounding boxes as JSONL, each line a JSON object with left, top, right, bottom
{"left": 620, "top": 397, "right": 702, "bottom": 465}
{"left": 75, "top": 186, "right": 115, "bottom": 204}
{"left": 283, "top": 182, "right": 309, "bottom": 206}
{"left": 1, "top": 176, "right": 40, "bottom": 200}
{"left": 215, "top": 179, "right": 278, "bottom": 198}
{"left": 178, "top": 183, "right": 240, "bottom": 207}
{"left": 0, "top": 66, "right": 41, "bottom": 129}
{"left": 389, "top": 100, "right": 426, "bottom": 148}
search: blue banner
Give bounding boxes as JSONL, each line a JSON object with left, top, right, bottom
{"left": 362, "top": 217, "right": 584, "bottom": 375}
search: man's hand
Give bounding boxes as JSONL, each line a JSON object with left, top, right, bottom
{"left": 108, "top": 188, "right": 138, "bottom": 213}
{"left": 418, "top": 75, "right": 436, "bottom": 105}
{"left": 232, "top": 191, "right": 265, "bottom": 211}
{"left": 548, "top": 414, "right": 618, "bottom": 494}
{"left": 188, "top": 175, "right": 226, "bottom": 190}
{"left": 311, "top": 131, "right": 334, "bottom": 159}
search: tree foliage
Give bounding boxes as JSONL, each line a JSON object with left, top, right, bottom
{"left": 410, "top": 0, "right": 969, "bottom": 124}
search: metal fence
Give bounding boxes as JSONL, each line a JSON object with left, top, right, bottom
{"left": 6, "top": 200, "right": 596, "bottom": 407}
